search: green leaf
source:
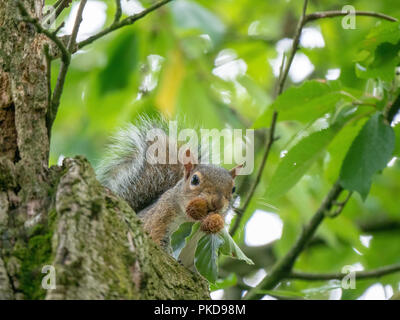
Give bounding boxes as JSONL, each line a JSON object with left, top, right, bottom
{"left": 170, "top": 0, "right": 225, "bottom": 44}
{"left": 361, "top": 21, "right": 400, "bottom": 55}
{"left": 177, "top": 223, "right": 252, "bottom": 283}
{"left": 339, "top": 113, "right": 395, "bottom": 200}
{"left": 210, "top": 273, "right": 237, "bottom": 291}
{"left": 219, "top": 228, "right": 254, "bottom": 264}
{"left": 237, "top": 75, "right": 272, "bottom": 109}
{"left": 356, "top": 22, "right": 400, "bottom": 82}
{"left": 356, "top": 42, "right": 400, "bottom": 82}
{"left": 170, "top": 222, "right": 195, "bottom": 259}
{"left": 176, "top": 222, "right": 202, "bottom": 269}
{"left": 194, "top": 233, "right": 224, "bottom": 283}
{"left": 98, "top": 31, "right": 138, "bottom": 95}
{"left": 266, "top": 125, "right": 343, "bottom": 200}
{"left": 341, "top": 279, "right": 376, "bottom": 300}
{"left": 394, "top": 125, "right": 400, "bottom": 157}
{"left": 253, "top": 80, "right": 352, "bottom": 127}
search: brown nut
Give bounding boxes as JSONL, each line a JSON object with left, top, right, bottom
{"left": 200, "top": 213, "right": 224, "bottom": 234}
{"left": 186, "top": 198, "right": 208, "bottom": 220}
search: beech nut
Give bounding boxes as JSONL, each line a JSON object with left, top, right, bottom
{"left": 200, "top": 213, "right": 224, "bottom": 234}
{"left": 186, "top": 198, "right": 208, "bottom": 220}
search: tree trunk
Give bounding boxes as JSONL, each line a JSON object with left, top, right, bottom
{"left": 0, "top": 0, "right": 209, "bottom": 300}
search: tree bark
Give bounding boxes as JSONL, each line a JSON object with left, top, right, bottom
{"left": 0, "top": 0, "right": 209, "bottom": 300}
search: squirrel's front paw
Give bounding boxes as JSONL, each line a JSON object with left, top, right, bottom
{"left": 186, "top": 198, "right": 208, "bottom": 220}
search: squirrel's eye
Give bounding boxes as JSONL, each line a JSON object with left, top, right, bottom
{"left": 232, "top": 186, "right": 236, "bottom": 194}
{"left": 191, "top": 174, "right": 200, "bottom": 186}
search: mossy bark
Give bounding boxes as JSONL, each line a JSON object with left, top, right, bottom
{"left": 0, "top": 1, "right": 209, "bottom": 300}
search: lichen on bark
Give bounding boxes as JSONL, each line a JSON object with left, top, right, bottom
{"left": 0, "top": 0, "right": 209, "bottom": 300}
{"left": 46, "top": 156, "right": 209, "bottom": 299}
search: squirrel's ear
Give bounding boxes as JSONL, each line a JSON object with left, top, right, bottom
{"left": 183, "top": 149, "right": 196, "bottom": 180}
{"left": 230, "top": 164, "right": 243, "bottom": 179}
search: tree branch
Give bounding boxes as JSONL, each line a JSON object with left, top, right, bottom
{"left": 327, "top": 191, "right": 353, "bottom": 218}
{"left": 244, "top": 181, "right": 343, "bottom": 300}
{"left": 289, "top": 263, "right": 400, "bottom": 281}
{"left": 241, "top": 4, "right": 398, "bottom": 300}
{"left": 305, "top": 10, "right": 398, "bottom": 23}
{"left": 114, "top": 0, "right": 122, "bottom": 24}
{"left": 230, "top": 1, "right": 309, "bottom": 236}
{"left": 244, "top": 88, "right": 399, "bottom": 299}
{"left": 42, "top": 0, "right": 72, "bottom": 27}
{"left": 55, "top": 0, "right": 73, "bottom": 19}
{"left": 77, "top": 0, "right": 173, "bottom": 49}
{"left": 229, "top": 112, "right": 278, "bottom": 235}
{"left": 276, "top": 0, "right": 309, "bottom": 96}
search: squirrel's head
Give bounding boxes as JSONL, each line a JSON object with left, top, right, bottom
{"left": 181, "top": 150, "right": 242, "bottom": 215}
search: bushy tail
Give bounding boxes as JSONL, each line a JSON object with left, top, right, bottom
{"left": 96, "top": 115, "right": 183, "bottom": 213}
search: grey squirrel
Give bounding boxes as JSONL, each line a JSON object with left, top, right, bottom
{"left": 97, "top": 116, "right": 241, "bottom": 255}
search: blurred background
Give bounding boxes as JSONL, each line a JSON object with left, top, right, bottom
{"left": 46, "top": 0, "right": 400, "bottom": 299}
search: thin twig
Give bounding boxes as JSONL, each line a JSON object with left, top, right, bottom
{"left": 230, "top": 0, "right": 308, "bottom": 236}
{"left": 77, "top": 0, "right": 173, "bottom": 49}
{"left": 44, "top": 44, "right": 53, "bottom": 138}
{"left": 239, "top": 4, "right": 398, "bottom": 299}
{"left": 277, "top": 0, "right": 309, "bottom": 95}
{"left": 52, "top": 22, "right": 65, "bottom": 36}
{"left": 42, "top": 0, "right": 63, "bottom": 17}
{"left": 305, "top": 10, "right": 398, "bottom": 23}
{"left": 327, "top": 191, "right": 353, "bottom": 218}
{"left": 48, "top": 0, "right": 87, "bottom": 133}
{"left": 52, "top": 0, "right": 64, "bottom": 11}
{"left": 229, "top": 112, "right": 278, "bottom": 235}
{"left": 55, "top": 0, "right": 73, "bottom": 19}
{"left": 66, "top": 1, "right": 86, "bottom": 51}
{"left": 274, "top": 53, "right": 287, "bottom": 98}
{"left": 114, "top": 0, "right": 122, "bottom": 24}
{"left": 244, "top": 181, "right": 343, "bottom": 300}
{"left": 289, "top": 263, "right": 400, "bottom": 281}
{"left": 244, "top": 81, "right": 398, "bottom": 299}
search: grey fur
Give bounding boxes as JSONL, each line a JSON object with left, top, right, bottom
{"left": 97, "top": 115, "right": 184, "bottom": 212}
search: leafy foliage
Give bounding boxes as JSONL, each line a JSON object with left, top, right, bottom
{"left": 339, "top": 113, "right": 395, "bottom": 199}
{"left": 194, "top": 234, "right": 225, "bottom": 283}
{"left": 356, "top": 22, "right": 400, "bottom": 81}
{"left": 50, "top": 0, "right": 400, "bottom": 300}
{"left": 254, "top": 80, "right": 353, "bottom": 127}
{"left": 267, "top": 125, "right": 342, "bottom": 199}
{"left": 171, "top": 224, "right": 253, "bottom": 283}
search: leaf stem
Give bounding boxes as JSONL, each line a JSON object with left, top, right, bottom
{"left": 77, "top": 0, "right": 173, "bottom": 49}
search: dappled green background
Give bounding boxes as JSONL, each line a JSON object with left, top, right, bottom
{"left": 47, "top": 0, "right": 400, "bottom": 299}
